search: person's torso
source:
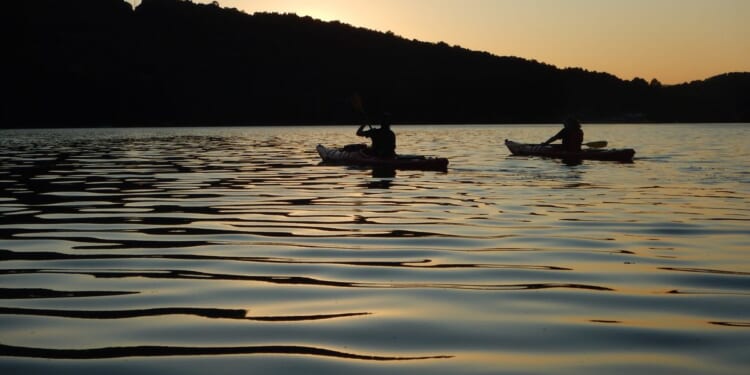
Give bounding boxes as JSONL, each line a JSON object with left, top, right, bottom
{"left": 371, "top": 129, "right": 396, "bottom": 156}
{"left": 561, "top": 128, "right": 583, "bottom": 151}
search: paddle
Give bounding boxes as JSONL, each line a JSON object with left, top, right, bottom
{"left": 584, "top": 141, "right": 608, "bottom": 148}
{"left": 351, "top": 93, "right": 372, "bottom": 129}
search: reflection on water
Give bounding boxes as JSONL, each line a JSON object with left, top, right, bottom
{"left": 1, "top": 125, "right": 749, "bottom": 374}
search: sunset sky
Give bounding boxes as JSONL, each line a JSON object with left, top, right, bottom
{"left": 183, "top": 0, "right": 749, "bottom": 84}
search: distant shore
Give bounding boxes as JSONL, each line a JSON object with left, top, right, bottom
{"left": 7, "top": 0, "right": 749, "bottom": 127}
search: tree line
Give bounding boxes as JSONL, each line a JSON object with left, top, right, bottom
{"left": 3, "top": 0, "right": 748, "bottom": 127}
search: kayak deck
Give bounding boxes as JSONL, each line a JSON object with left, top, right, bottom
{"left": 316, "top": 144, "right": 449, "bottom": 171}
{"left": 505, "top": 139, "right": 635, "bottom": 162}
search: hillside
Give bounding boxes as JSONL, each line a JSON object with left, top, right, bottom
{"left": 4, "top": 0, "right": 749, "bottom": 127}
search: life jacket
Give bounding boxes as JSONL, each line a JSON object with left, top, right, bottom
{"left": 370, "top": 128, "right": 396, "bottom": 157}
{"left": 562, "top": 127, "right": 583, "bottom": 152}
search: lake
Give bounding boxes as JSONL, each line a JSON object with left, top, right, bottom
{"left": 1, "top": 124, "right": 749, "bottom": 374}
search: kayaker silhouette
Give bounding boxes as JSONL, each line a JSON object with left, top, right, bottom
{"left": 356, "top": 113, "right": 396, "bottom": 158}
{"left": 542, "top": 117, "right": 584, "bottom": 152}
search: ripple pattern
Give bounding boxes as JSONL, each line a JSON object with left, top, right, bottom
{"left": 1, "top": 125, "right": 749, "bottom": 375}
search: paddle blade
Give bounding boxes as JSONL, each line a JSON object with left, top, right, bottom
{"left": 585, "top": 141, "right": 608, "bottom": 148}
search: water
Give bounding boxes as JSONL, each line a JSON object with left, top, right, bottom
{"left": 1, "top": 124, "right": 749, "bottom": 374}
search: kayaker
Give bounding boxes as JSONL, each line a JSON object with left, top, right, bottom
{"left": 356, "top": 113, "right": 396, "bottom": 158}
{"left": 542, "top": 118, "right": 584, "bottom": 152}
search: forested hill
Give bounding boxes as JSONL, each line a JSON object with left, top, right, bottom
{"left": 5, "top": 0, "right": 749, "bottom": 127}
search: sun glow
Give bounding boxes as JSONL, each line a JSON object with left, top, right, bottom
{"left": 292, "top": 5, "right": 342, "bottom": 22}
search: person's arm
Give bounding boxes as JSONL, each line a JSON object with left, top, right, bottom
{"left": 356, "top": 124, "right": 371, "bottom": 137}
{"left": 542, "top": 129, "right": 564, "bottom": 145}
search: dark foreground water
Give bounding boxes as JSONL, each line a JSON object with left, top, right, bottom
{"left": 1, "top": 124, "right": 749, "bottom": 374}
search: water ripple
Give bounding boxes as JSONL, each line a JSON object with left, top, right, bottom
{"left": 2, "top": 125, "right": 749, "bottom": 375}
{"left": 0, "top": 343, "right": 451, "bottom": 361}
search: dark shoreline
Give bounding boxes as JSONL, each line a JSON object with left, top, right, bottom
{"left": 2, "top": 122, "right": 749, "bottom": 130}
{"left": 7, "top": 0, "right": 749, "bottom": 128}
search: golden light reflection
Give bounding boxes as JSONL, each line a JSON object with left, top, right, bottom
{"left": 453, "top": 351, "right": 716, "bottom": 373}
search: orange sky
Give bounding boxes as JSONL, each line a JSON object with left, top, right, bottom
{"left": 185, "top": 0, "right": 749, "bottom": 84}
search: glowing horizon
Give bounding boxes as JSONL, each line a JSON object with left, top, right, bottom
{"left": 190, "top": 0, "right": 749, "bottom": 84}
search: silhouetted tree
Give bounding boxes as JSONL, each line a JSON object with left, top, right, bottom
{"left": 4, "top": 0, "right": 748, "bottom": 127}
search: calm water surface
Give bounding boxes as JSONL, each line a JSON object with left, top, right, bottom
{"left": 1, "top": 124, "right": 749, "bottom": 374}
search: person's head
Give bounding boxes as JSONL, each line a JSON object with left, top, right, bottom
{"left": 564, "top": 117, "right": 580, "bottom": 129}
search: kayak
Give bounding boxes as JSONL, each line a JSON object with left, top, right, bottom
{"left": 505, "top": 139, "right": 635, "bottom": 162}
{"left": 316, "top": 144, "right": 449, "bottom": 171}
